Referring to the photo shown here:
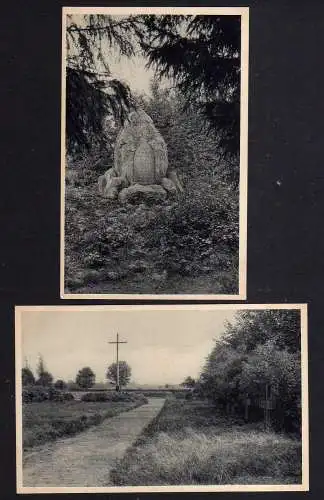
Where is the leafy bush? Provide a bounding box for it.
[136,391,173,398]
[199,310,301,434]
[54,379,67,390]
[22,386,75,403]
[23,387,49,403]
[22,367,35,387]
[65,179,239,293]
[81,391,148,404]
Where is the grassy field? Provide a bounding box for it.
[111,398,302,486]
[22,398,146,450]
[64,155,239,295]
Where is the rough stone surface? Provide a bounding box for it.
[114,109,168,185]
[167,169,184,193]
[118,184,167,204]
[98,168,126,199]
[161,177,178,195]
[98,109,183,204]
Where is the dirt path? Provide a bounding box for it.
[22,398,165,487]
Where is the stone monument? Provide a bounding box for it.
[98,109,183,203]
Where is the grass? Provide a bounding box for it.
[64,153,239,295]
[110,398,302,486]
[22,398,146,450]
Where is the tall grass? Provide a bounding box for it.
[111,398,302,486]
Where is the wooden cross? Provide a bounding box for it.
[108,333,127,392]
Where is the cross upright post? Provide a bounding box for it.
[108,333,128,392]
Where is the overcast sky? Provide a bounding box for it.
[108,51,156,96]
[21,308,237,386]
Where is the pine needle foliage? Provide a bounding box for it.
[137,15,241,155]
[65,14,137,153]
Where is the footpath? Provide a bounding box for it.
[22,398,165,487]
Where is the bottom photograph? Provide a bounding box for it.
[15,304,308,493]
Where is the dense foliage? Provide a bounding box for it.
[198,310,301,434]
[54,379,67,390]
[180,376,196,388]
[22,367,35,387]
[81,391,148,404]
[35,356,54,387]
[137,15,241,154]
[66,14,138,153]
[76,366,96,389]
[106,361,132,388]
[22,386,74,403]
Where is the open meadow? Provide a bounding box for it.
[22,393,148,450]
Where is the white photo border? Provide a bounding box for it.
[60,6,249,300]
[16,303,308,493]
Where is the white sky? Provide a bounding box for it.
[108,51,156,96]
[21,309,236,386]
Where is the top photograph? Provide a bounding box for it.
[61,7,249,300]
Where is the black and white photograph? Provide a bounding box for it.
[16,304,308,493]
[61,7,248,299]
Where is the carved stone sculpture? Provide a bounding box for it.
[98,109,183,203]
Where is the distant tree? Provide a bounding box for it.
[181,376,196,388]
[36,372,54,387]
[76,367,96,389]
[54,379,67,390]
[106,361,131,388]
[22,367,35,387]
[35,355,54,387]
[67,380,79,391]
[36,355,46,378]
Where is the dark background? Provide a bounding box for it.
[1,0,323,498]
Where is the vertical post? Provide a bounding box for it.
[116,333,120,392]
[244,394,249,421]
[108,333,127,393]
[264,383,270,431]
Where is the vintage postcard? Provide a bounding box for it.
[60,7,249,299]
[16,304,308,493]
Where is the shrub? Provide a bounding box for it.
[54,379,67,390]
[22,386,74,403]
[81,391,148,404]
[137,391,173,398]
[23,386,49,403]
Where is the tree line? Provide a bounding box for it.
[22,356,132,390]
[194,309,301,434]
[180,310,301,434]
